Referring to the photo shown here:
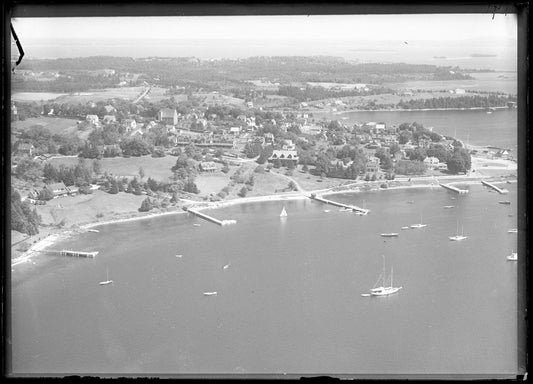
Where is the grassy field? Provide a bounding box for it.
[48,155,179,181]
[34,190,147,227]
[12,92,69,101]
[12,116,80,134]
[196,92,245,107]
[52,86,171,105]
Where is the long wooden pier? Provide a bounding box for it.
[481,180,509,194]
[58,250,98,258]
[439,183,469,194]
[187,208,237,226]
[311,195,370,214]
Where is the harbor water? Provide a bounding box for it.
[10,183,519,375]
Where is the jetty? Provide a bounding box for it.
[310,195,370,215]
[481,180,509,194]
[439,183,469,194]
[187,208,237,226]
[58,250,98,258]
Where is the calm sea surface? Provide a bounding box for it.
[11,183,518,375]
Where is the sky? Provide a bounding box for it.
[12,14,517,42]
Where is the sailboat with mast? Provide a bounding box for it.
[449,222,468,241]
[280,206,288,218]
[99,268,113,286]
[410,213,427,229]
[362,256,402,297]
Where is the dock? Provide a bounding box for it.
[187,208,237,226]
[59,250,99,258]
[481,180,509,194]
[439,183,469,194]
[310,195,370,214]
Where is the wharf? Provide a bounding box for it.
[58,250,98,258]
[311,195,370,214]
[187,208,237,226]
[481,180,509,194]
[439,183,469,194]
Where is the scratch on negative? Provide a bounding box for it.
[10,23,25,72]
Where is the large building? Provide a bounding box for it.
[157,108,178,125]
[268,150,299,166]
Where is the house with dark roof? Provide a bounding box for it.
[157,108,178,125]
[268,150,299,165]
[199,161,217,172]
[44,182,69,198]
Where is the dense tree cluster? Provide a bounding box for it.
[42,159,93,186]
[446,148,472,174]
[397,95,515,110]
[394,160,427,175]
[11,188,41,235]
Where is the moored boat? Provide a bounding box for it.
[506,252,517,261]
[449,222,468,241]
[203,292,218,296]
[99,268,113,286]
[380,233,399,237]
[507,228,518,234]
[363,256,402,297]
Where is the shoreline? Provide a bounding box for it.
[11,168,517,267]
[307,106,514,114]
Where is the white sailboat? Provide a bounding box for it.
[280,207,288,218]
[99,268,113,286]
[363,256,402,297]
[410,214,427,229]
[449,222,468,241]
[506,252,517,261]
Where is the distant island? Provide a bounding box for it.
[471,54,498,57]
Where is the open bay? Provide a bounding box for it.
[11,183,518,375]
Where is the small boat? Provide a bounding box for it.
[364,256,402,297]
[323,209,331,213]
[339,207,352,212]
[401,226,409,230]
[203,292,218,296]
[506,180,512,184]
[223,263,230,270]
[449,222,468,241]
[280,207,288,218]
[499,201,511,205]
[175,254,183,258]
[381,233,399,237]
[88,229,100,233]
[443,205,454,209]
[410,214,427,229]
[193,224,201,227]
[508,229,518,234]
[99,268,113,286]
[506,252,517,261]
[407,201,414,204]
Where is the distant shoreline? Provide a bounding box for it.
[309,106,514,114]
